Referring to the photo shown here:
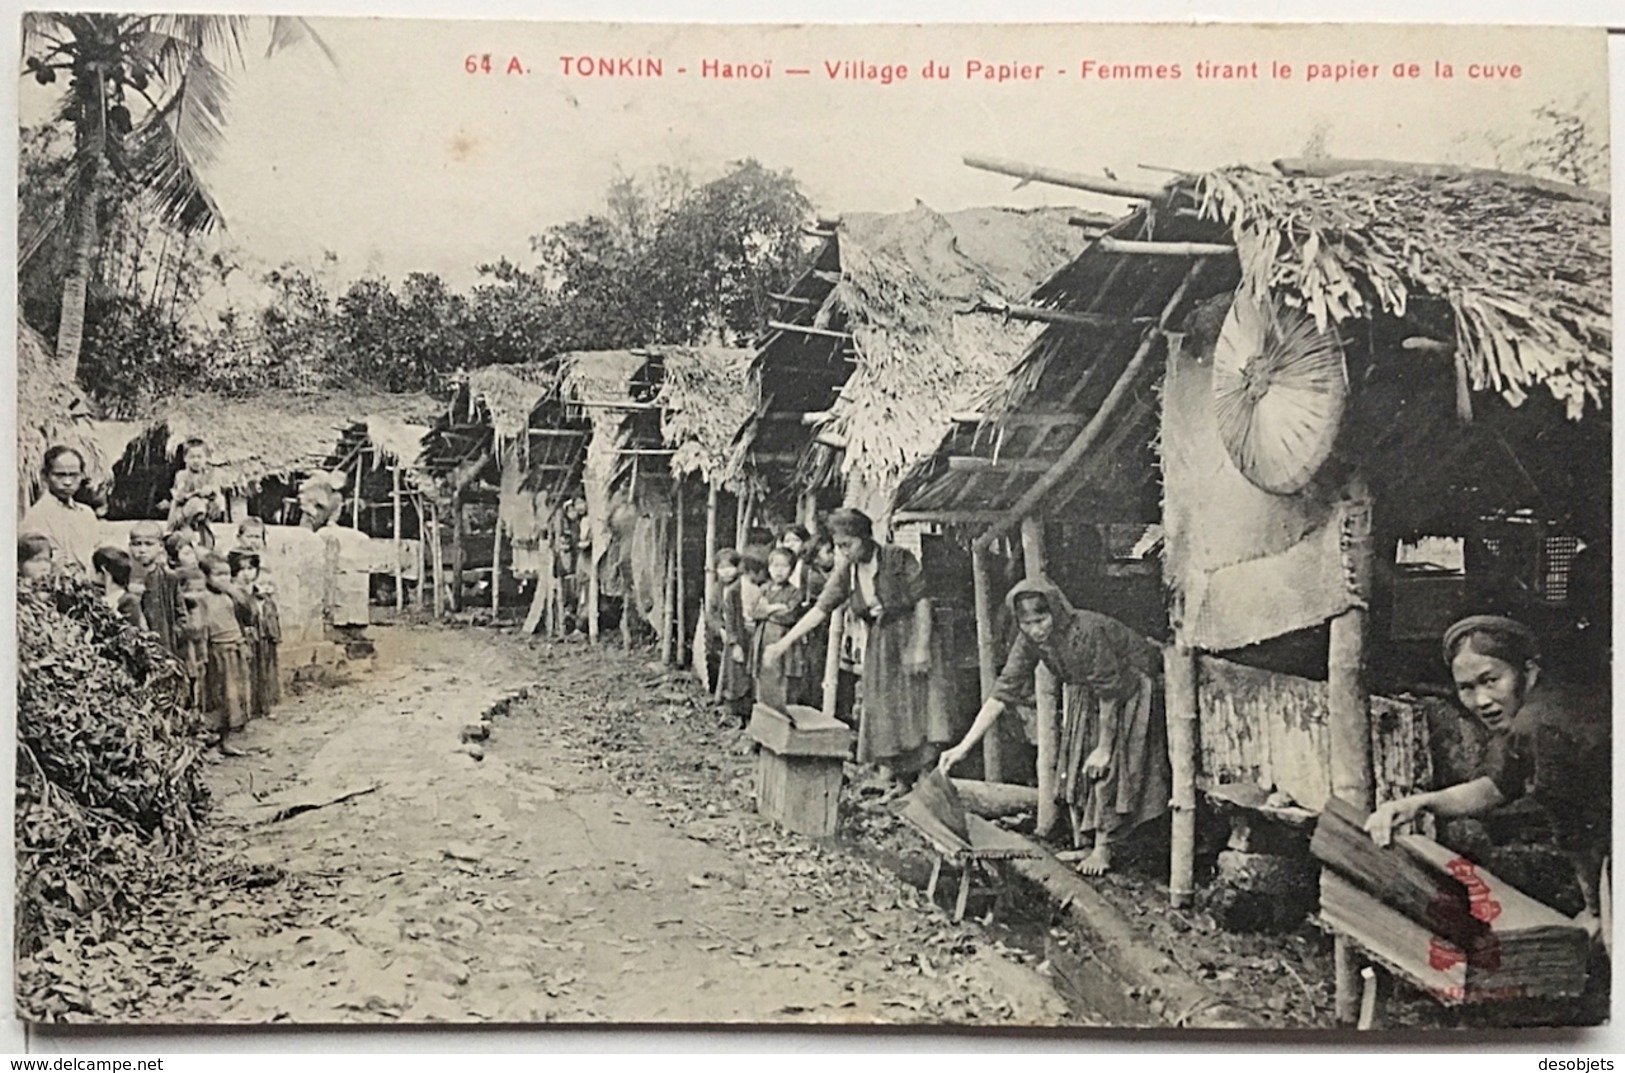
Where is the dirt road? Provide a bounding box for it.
[60,624,1071,1026]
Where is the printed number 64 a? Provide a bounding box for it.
[465,54,492,74]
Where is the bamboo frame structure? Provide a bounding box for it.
[974,262,1205,552]
[393,464,405,613]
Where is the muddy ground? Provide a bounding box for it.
[20,621,1599,1032]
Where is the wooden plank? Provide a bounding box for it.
[1310,797,1482,948]
[893,510,1011,527]
[975,299,1152,330]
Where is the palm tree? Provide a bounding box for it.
[20,14,334,380]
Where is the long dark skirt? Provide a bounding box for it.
[206,641,253,732]
[1058,670,1171,845]
[253,638,281,714]
[855,613,956,774]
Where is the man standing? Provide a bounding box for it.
[20,446,103,575]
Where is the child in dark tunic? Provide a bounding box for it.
[92,546,146,629]
[716,551,753,727]
[229,550,282,716]
[129,521,182,656]
[197,554,255,755]
[752,546,814,710]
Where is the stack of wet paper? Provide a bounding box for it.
[1313,797,1590,1003]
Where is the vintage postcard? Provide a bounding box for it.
[12,15,1612,1035]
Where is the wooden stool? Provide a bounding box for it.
[902,812,1043,923]
[747,703,853,839]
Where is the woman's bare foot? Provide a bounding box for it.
[1074,844,1112,876]
[219,741,247,758]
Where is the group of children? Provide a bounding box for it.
[18,437,283,757]
[710,524,836,725]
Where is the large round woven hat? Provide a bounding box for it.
[1211,294,1347,495]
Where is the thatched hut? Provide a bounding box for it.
[728,204,1091,529]
[892,157,1609,967]
[16,322,110,514]
[325,412,437,614]
[418,361,579,612]
[105,389,441,525]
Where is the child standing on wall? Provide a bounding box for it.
[715,549,752,727]
[166,438,227,528]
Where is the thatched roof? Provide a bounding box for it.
[894,158,1610,537]
[16,322,110,509]
[364,415,432,472]
[732,203,1087,508]
[122,390,442,491]
[652,347,754,482]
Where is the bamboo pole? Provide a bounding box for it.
[1094,237,1234,257]
[970,543,1004,783]
[429,498,445,620]
[699,481,719,679]
[798,490,817,529]
[393,465,405,613]
[491,515,503,619]
[1329,478,1375,1025]
[974,299,1151,330]
[1021,516,1060,838]
[735,488,752,551]
[414,495,427,612]
[1164,643,1200,908]
[450,490,465,612]
[962,153,1165,201]
[975,262,1205,552]
[675,479,688,668]
[352,454,364,529]
[821,608,847,722]
[587,545,600,644]
[660,518,677,665]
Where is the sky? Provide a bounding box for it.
[15,18,1612,299]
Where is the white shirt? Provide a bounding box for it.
[20,493,104,574]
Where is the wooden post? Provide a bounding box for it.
[1020,516,1060,838]
[821,608,846,722]
[1329,477,1375,1025]
[1164,643,1199,908]
[676,479,688,667]
[414,495,427,611]
[450,489,465,613]
[698,481,719,678]
[393,464,405,613]
[352,454,364,530]
[587,545,600,644]
[970,543,1003,782]
[428,497,445,619]
[798,490,817,529]
[735,488,752,551]
[660,517,677,665]
[491,513,503,619]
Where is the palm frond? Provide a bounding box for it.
[267,17,339,68]
[127,99,223,234]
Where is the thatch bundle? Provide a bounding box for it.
[765,205,1085,507]
[562,351,648,581]
[1190,162,1610,418]
[363,414,431,475]
[16,323,110,510]
[463,363,562,449]
[655,347,754,483]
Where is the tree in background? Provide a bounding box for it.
[20,13,331,380]
[1448,96,1609,189]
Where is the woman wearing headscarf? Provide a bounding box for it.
[940,576,1170,875]
[763,508,955,794]
[1366,615,1611,951]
